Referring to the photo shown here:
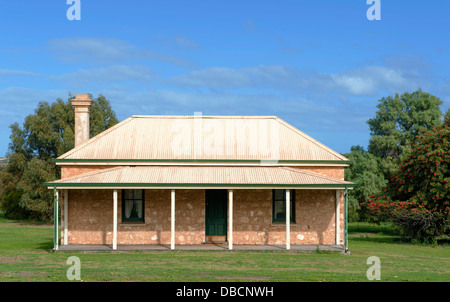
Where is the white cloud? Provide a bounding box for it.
[48,37,194,68]
[171,65,301,90]
[48,38,136,63]
[172,67,253,88]
[150,35,200,51]
[44,62,422,99]
[173,36,199,49]
[0,69,41,77]
[169,64,425,97]
[50,65,155,85]
[331,73,376,95]
[331,65,418,96]
[0,87,67,108]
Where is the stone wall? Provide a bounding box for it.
[61,165,118,179]
[63,189,114,244]
[63,189,205,245]
[297,166,345,180]
[232,189,342,245]
[62,188,344,246]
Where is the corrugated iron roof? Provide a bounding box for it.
[46,166,353,188]
[57,115,349,162]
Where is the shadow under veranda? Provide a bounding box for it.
[38,239,54,252]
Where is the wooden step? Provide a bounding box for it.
[204,235,226,243]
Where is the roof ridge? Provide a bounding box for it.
[130,115,279,119]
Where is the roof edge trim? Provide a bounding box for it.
[45,182,354,188]
[52,158,352,166]
[53,158,352,164]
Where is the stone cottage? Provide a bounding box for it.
[45,94,353,252]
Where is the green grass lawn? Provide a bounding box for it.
[0,216,449,282]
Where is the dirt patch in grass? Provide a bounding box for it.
[139,275,161,280]
[348,233,379,237]
[0,221,51,228]
[0,256,28,264]
[1,271,48,278]
[192,274,271,281]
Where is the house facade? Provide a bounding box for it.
[46,94,353,252]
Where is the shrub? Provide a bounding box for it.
[390,208,448,243]
[361,115,450,242]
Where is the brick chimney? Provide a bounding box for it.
[71,94,93,147]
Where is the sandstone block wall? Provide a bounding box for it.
[63,189,205,245]
[62,188,344,246]
[61,165,118,179]
[297,166,345,180]
[232,189,343,245]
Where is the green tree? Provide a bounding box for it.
[367,89,443,160]
[346,90,446,223]
[344,145,386,222]
[363,114,450,242]
[0,94,118,220]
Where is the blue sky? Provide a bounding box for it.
[1,0,450,157]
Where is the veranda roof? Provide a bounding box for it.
[45,166,354,189]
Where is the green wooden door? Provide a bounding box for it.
[205,190,227,236]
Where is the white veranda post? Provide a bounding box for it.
[55,190,59,251]
[228,189,233,250]
[286,189,290,250]
[335,190,341,245]
[113,190,118,250]
[64,189,68,245]
[171,189,176,250]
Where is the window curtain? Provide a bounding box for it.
[124,199,133,218]
[274,200,285,220]
[136,199,143,218]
